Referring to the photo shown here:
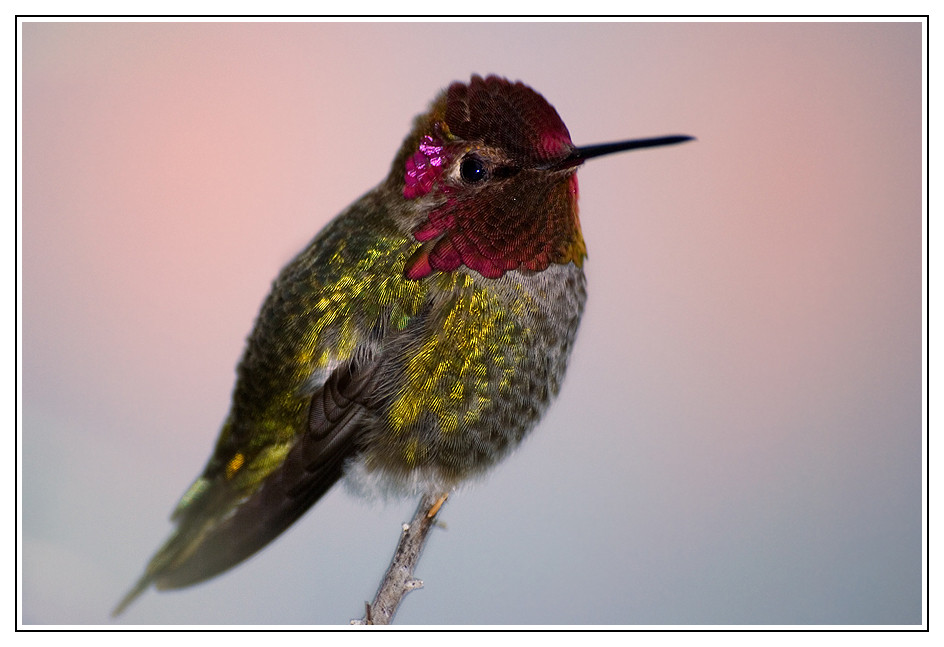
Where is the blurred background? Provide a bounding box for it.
[21,20,923,625]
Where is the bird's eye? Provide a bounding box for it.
[459,156,488,183]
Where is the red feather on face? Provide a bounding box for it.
[403,76,585,280]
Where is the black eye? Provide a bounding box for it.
[460,156,487,183]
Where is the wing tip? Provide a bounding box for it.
[111,575,151,617]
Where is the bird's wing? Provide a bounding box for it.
[112,353,380,614]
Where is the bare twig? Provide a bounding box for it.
[352,492,448,625]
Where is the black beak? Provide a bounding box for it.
[551,134,694,170]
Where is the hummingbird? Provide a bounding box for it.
[114,74,692,616]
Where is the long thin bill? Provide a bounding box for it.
[552,134,694,170]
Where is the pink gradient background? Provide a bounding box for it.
[21,21,923,625]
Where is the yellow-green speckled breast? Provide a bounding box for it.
[202,188,587,501]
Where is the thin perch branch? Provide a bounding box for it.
[352,492,448,625]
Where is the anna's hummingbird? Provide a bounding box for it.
[114,74,691,616]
